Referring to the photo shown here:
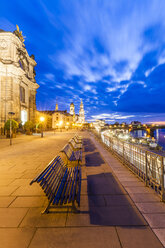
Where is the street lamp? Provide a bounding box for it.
[8,112,15,146]
[40,116,45,138]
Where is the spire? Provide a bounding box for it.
[78,99,85,123]
[55,103,58,111]
[55,98,58,111]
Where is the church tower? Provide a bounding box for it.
[78,100,85,123]
[70,102,75,115]
[55,103,58,111]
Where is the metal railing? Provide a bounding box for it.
[101,133,165,201]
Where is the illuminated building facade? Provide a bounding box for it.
[39,101,85,129]
[0,26,39,133]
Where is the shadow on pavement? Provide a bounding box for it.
[85,152,104,166]
[87,173,147,226]
[83,138,96,152]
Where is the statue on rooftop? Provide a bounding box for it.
[13,25,25,43]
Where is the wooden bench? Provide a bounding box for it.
[69,138,82,150]
[30,155,81,213]
[61,143,82,164]
[73,135,82,145]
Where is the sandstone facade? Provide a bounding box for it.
[0,28,39,132]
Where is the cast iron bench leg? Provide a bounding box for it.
[42,202,51,214]
[72,201,79,213]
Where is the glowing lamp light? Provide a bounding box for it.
[59,121,63,126]
[66,122,69,125]
[40,116,45,122]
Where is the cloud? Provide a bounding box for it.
[48,0,165,85]
[3,1,165,122]
[0,18,15,31]
[39,81,46,85]
[91,113,135,121]
[44,73,55,81]
[79,82,97,94]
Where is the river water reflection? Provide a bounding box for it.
[130,129,165,150]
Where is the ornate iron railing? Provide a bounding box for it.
[101,133,165,201]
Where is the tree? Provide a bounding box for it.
[24,121,34,135]
[5,119,18,137]
[5,119,18,131]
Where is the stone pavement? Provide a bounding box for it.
[0,131,164,248]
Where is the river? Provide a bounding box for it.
[130,129,165,150]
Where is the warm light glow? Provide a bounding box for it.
[21,110,27,125]
[66,122,69,125]
[40,116,45,122]
[59,121,63,126]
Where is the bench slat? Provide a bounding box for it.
[48,165,67,202]
[41,159,63,192]
[63,168,74,204]
[72,167,79,202]
[30,156,60,185]
[77,168,81,206]
[68,168,77,203]
[40,159,61,189]
[30,151,82,213]
[60,169,72,205]
[53,168,68,205]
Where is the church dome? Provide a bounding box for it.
[70,102,74,107]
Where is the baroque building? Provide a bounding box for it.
[38,100,85,129]
[52,102,73,129]
[0,25,39,132]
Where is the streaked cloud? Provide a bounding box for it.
[2,0,165,122]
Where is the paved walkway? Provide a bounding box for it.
[0,131,164,248]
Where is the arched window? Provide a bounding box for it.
[20,86,25,103]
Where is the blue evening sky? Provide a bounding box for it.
[1,0,165,123]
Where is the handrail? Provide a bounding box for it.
[101,133,165,201]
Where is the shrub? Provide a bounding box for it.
[5,119,18,132]
[24,121,34,131]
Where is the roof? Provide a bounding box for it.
[38,110,55,115]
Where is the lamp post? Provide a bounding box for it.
[8,112,15,146]
[40,116,45,138]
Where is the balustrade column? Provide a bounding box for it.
[145,151,148,186]
[161,156,165,201]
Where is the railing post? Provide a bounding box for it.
[145,151,148,186]
[161,156,165,202]
[123,141,125,164]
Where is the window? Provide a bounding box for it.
[20,86,25,103]
[19,60,23,69]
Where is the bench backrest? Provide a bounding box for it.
[61,143,73,159]
[30,156,65,185]
[69,138,77,149]
[30,155,81,206]
[73,136,81,144]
